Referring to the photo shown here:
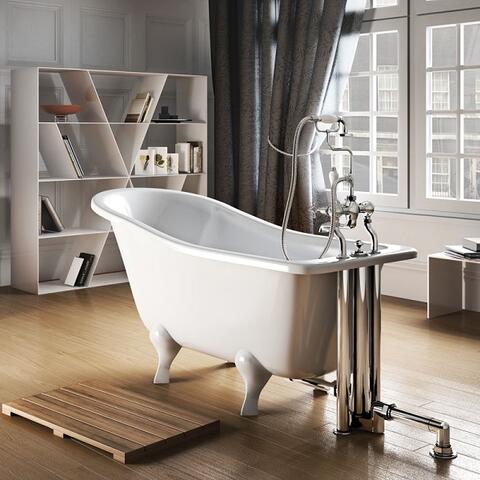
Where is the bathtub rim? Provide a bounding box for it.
[91,188,417,275]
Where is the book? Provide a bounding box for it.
[462,237,480,252]
[140,94,154,123]
[190,141,203,173]
[75,252,95,287]
[175,142,191,173]
[445,245,480,259]
[40,195,64,233]
[62,135,84,177]
[65,257,85,286]
[125,92,151,123]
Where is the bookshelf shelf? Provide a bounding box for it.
[38,271,128,295]
[11,67,208,295]
[39,228,108,239]
[39,175,129,183]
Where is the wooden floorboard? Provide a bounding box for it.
[0,285,479,478]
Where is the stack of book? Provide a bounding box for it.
[175,141,203,173]
[445,238,480,259]
[62,135,85,177]
[124,92,154,123]
[64,253,95,287]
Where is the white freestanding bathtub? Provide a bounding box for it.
[92,188,416,416]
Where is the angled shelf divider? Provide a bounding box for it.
[11,67,208,295]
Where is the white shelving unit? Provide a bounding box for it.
[11,67,208,294]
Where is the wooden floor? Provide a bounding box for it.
[0,284,479,479]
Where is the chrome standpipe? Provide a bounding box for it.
[334,266,457,460]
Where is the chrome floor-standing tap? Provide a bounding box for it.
[270,114,457,461]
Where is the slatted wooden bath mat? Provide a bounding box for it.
[2,381,220,463]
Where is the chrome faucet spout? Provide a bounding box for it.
[359,201,378,254]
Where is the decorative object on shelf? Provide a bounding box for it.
[64,257,85,286]
[152,118,192,123]
[167,153,179,175]
[176,142,192,173]
[62,135,84,177]
[41,104,81,122]
[463,237,480,252]
[124,92,153,123]
[190,141,203,173]
[75,252,95,286]
[445,245,480,259]
[152,105,192,123]
[134,149,152,175]
[149,147,168,175]
[39,195,64,234]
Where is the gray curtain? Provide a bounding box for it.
[210,0,365,232]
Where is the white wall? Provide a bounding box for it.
[0,0,211,286]
[370,214,480,303]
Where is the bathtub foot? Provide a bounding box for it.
[235,350,271,417]
[149,327,181,384]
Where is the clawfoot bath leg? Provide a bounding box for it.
[235,350,272,416]
[149,327,181,384]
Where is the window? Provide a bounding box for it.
[321,18,407,208]
[413,10,480,214]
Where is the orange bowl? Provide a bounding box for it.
[42,104,82,116]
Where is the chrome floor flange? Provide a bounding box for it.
[335,266,457,460]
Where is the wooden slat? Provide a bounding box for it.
[81,380,213,425]
[2,382,220,464]
[28,394,163,445]
[62,384,201,431]
[44,389,185,438]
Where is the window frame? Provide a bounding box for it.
[363,0,408,21]
[412,0,480,15]
[335,17,408,208]
[411,9,480,214]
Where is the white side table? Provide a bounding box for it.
[428,252,480,319]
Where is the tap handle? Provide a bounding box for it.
[359,200,375,216]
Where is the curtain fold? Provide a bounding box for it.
[210,0,365,232]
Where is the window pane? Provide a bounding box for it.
[376,155,398,194]
[342,116,370,151]
[345,116,370,134]
[428,157,457,198]
[320,153,333,188]
[376,31,398,71]
[353,155,370,192]
[429,71,457,111]
[342,135,369,152]
[346,77,369,111]
[430,25,457,68]
[464,23,480,66]
[464,116,480,154]
[463,158,480,200]
[430,116,457,153]
[352,35,370,73]
[464,69,480,110]
[377,116,398,152]
[377,73,398,113]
